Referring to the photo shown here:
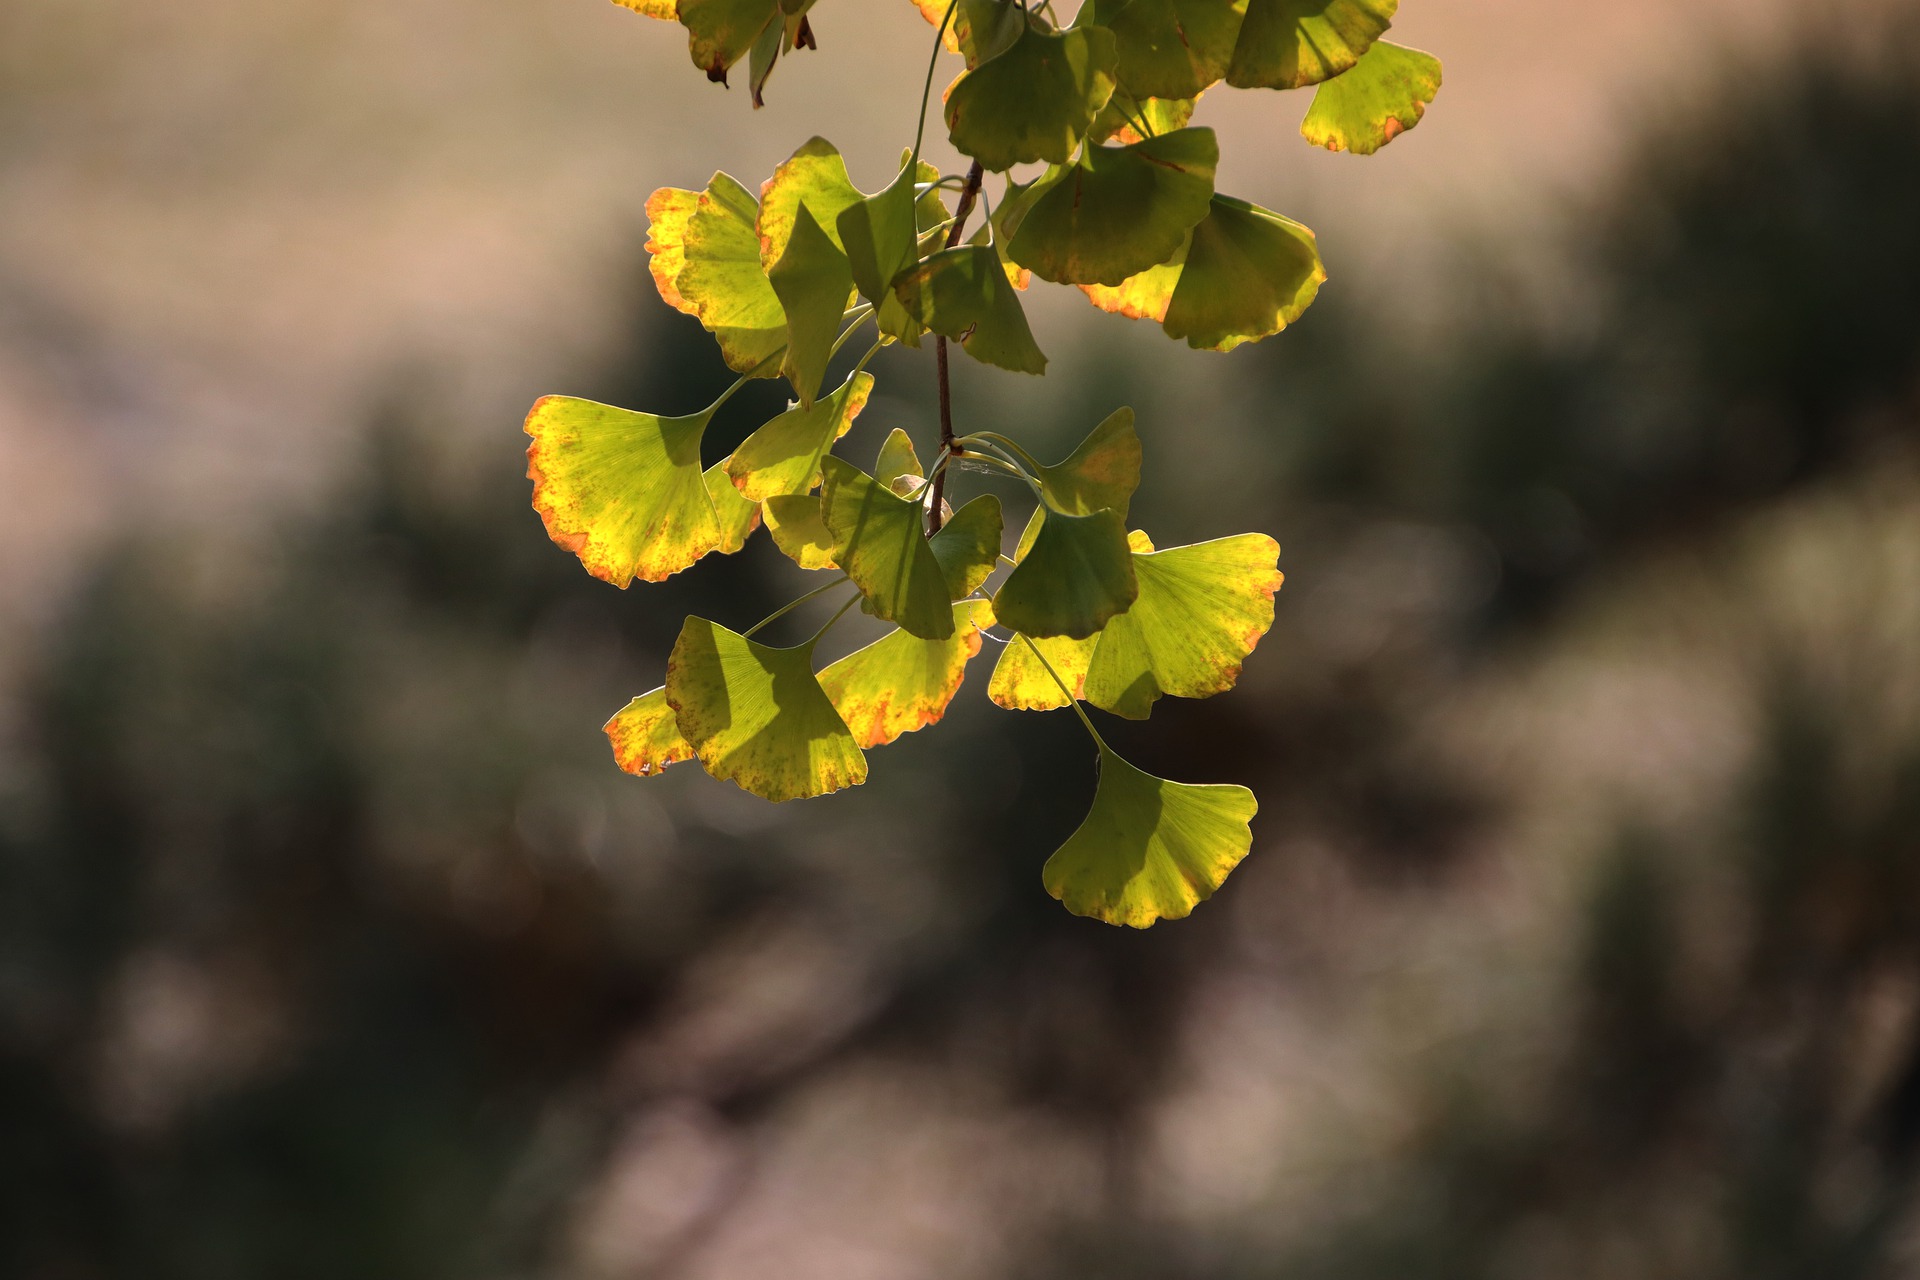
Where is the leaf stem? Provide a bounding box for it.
[1020,634,1109,753]
[829,306,876,360]
[743,575,851,640]
[705,345,788,416]
[910,0,961,167]
[959,431,1044,474]
[805,591,864,650]
[928,159,987,536]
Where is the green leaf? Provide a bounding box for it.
[1035,407,1143,516]
[1089,87,1198,145]
[666,617,868,801]
[837,162,923,341]
[769,205,853,406]
[605,686,695,776]
[728,370,873,501]
[706,455,764,553]
[1103,0,1247,99]
[820,457,956,640]
[524,396,720,587]
[944,22,1119,171]
[646,175,787,375]
[1009,129,1218,286]
[1300,39,1440,154]
[896,245,1049,375]
[1226,0,1397,90]
[1044,746,1257,927]
[993,506,1137,638]
[1082,194,1324,351]
[929,495,1004,597]
[909,0,1023,66]
[763,493,839,569]
[615,0,680,19]
[817,600,994,747]
[1082,533,1282,717]
[757,136,863,268]
[874,427,924,491]
[987,630,1098,710]
[679,0,780,82]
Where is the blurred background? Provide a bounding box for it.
[4,0,1920,1276]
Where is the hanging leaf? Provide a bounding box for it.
[615,0,680,19]
[1034,407,1143,516]
[667,617,868,801]
[646,174,788,375]
[1226,0,1397,90]
[988,631,1098,710]
[706,455,764,552]
[910,0,1024,65]
[817,600,994,747]
[1082,532,1282,718]
[769,205,854,406]
[1009,128,1218,286]
[1082,194,1324,351]
[746,12,784,105]
[758,136,863,268]
[993,505,1137,638]
[838,162,923,340]
[763,493,839,569]
[929,494,1004,597]
[524,397,720,587]
[1089,87,1198,145]
[944,22,1119,171]
[679,0,781,82]
[605,686,694,777]
[873,428,925,491]
[820,457,957,639]
[1101,0,1247,100]
[1044,746,1257,926]
[1299,40,1440,154]
[728,370,873,500]
[896,245,1049,375]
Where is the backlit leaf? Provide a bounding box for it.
[769,205,853,406]
[988,631,1097,710]
[929,494,1003,597]
[820,457,956,639]
[1082,533,1282,717]
[615,0,679,19]
[524,396,719,587]
[944,22,1119,171]
[1102,0,1247,99]
[647,174,788,374]
[667,616,867,801]
[1044,746,1256,926]
[1009,129,1218,286]
[817,600,993,747]
[1035,407,1143,516]
[605,686,694,777]
[758,136,863,268]
[706,455,764,552]
[728,370,873,500]
[763,493,839,568]
[896,245,1048,375]
[838,163,922,339]
[993,506,1137,638]
[1300,39,1440,154]
[1089,87,1198,145]
[1226,0,1396,90]
[874,427,924,489]
[679,0,781,82]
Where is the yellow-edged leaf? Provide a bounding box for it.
[605,686,694,776]
[728,370,873,501]
[817,600,993,747]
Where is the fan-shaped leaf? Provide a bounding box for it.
[820,457,956,639]
[728,370,873,501]
[605,686,694,776]
[838,163,921,339]
[525,397,720,587]
[679,0,780,82]
[1226,0,1396,90]
[817,600,994,748]
[1034,407,1143,516]
[944,22,1118,171]
[1300,39,1440,154]
[1009,128,1217,286]
[910,0,1023,64]
[763,493,839,568]
[706,455,764,552]
[667,617,867,801]
[930,494,1004,597]
[896,245,1048,375]
[1102,0,1247,99]
[615,0,680,19]
[1089,87,1198,145]
[1044,746,1256,927]
[874,427,924,490]
[758,136,863,268]
[646,175,788,375]
[993,506,1137,638]
[769,205,853,406]
[988,631,1097,710]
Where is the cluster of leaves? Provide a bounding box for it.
[525,0,1440,925]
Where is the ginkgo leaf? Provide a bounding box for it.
[1226,0,1397,90]
[911,0,1023,66]
[1034,407,1143,516]
[525,396,720,587]
[874,427,924,490]
[769,205,853,407]
[1089,87,1198,145]
[820,457,957,639]
[1100,0,1248,100]
[993,506,1137,638]
[728,370,873,500]
[667,617,867,801]
[838,162,922,338]
[758,136,863,269]
[706,455,764,553]
[896,245,1048,375]
[746,12,784,106]
[1082,533,1282,718]
[679,0,781,82]
[1300,39,1440,154]
[1009,129,1218,287]
[817,600,993,747]
[763,493,838,568]
[647,174,788,374]
[1082,194,1324,351]
[605,686,694,776]
[929,494,1003,597]
[944,22,1119,171]
[988,631,1097,710]
[1044,746,1256,927]
[615,0,679,19]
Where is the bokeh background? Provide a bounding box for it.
[5,0,1920,1276]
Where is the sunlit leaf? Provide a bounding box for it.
[1300,39,1440,154]
[728,370,873,501]
[838,163,922,339]
[758,136,863,268]
[896,245,1048,375]
[944,22,1118,171]
[1044,746,1256,926]
[605,686,694,776]
[1035,407,1143,516]
[988,630,1097,710]
[647,174,788,375]
[769,205,853,406]
[817,600,994,747]
[1226,0,1397,90]
[1082,533,1282,717]
[524,396,719,587]
[874,427,924,490]
[1089,87,1198,145]
[930,494,1003,597]
[667,617,868,801]
[614,0,679,19]
[1102,0,1247,99]
[1009,129,1217,286]
[820,457,957,639]
[679,0,781,82]
[746,12,784,105]
[763,493,839,569]
[706,455,764,552]
[993,505,1137,638]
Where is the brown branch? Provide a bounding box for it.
[928,159,985,535]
